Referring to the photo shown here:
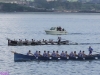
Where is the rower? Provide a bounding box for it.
[34,51,39,57]
[69,51,74,57]
[51,51,56,57]
[60,51,65,57]
[64,51,69,57]
[82,51,86,57]
[43,51,47,57]
[78,50,82,57]
[27,50,33,56]
[25,39,27,43]
[88,46,93,55]
[47,51,51,57]
[38,51,42,57]
[18,39,21,43]
[32,39,34,42]
[73,51,77,56]
[56,51,60,57]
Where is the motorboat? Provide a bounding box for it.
[45,27,67,35]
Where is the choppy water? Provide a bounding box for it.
[0,12,100,75]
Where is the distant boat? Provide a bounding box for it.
[7,38,78,46]
[45,27,67,35]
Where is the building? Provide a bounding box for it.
[0,0,34,4]
[67,0,78,2]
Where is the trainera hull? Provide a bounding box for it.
[14,53,100,62]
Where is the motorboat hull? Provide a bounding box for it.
[45,30,67,35]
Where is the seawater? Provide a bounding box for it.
[0,12,100,75]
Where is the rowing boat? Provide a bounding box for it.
[8,39,78,46]
[13,52,100,62]
[45,27,67,35]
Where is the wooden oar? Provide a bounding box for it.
[93,51,100,54]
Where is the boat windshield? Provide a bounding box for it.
[50,27,56,30]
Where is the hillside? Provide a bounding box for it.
[0,3,52,12]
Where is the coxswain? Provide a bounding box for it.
[27,50,33,56]
[58,37,61,44]
[88,46,93,55]
[60,51,65,57]
[43,51,47,57]
[78,50,82,57]
[56,51,60,57]
[51,51,56,57]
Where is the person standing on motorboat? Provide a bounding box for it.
[88,46,93,55]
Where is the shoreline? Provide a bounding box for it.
[0,11,100,13]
